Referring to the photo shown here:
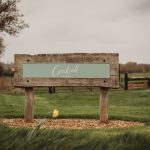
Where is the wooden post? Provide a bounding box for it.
[90,86,92,92]
[124,72,128,90]
[100,87,109,123]
[148,79,150,88]
[119,64,121,82]
[24,87,34,122]
[49,86,56,94]
[71,86,74,92]
[49,86,53,94]
[53,86,56,93]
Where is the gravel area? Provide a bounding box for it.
[0,118,144,129]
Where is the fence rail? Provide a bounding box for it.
[124,73,150,90]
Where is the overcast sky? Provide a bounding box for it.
[1,0,150,63]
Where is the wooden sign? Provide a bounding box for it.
[14,53,119,123]
[14,53,119,88]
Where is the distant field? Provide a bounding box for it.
[120,72,150,79]
[128,72,150,78]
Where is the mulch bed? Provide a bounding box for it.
[0,118,144,129]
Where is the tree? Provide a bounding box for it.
[0,0,28,35]
[0,37,4,55]
[0,0,28,55]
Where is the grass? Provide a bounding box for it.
[0,89,150,122]
[0,124,150,150]
[0,89,150,149]
[128,72,150,78]
[120,72,150,78]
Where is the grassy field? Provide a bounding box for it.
[120,72,150,78]
[0,89,150,149]
[0,89,150,122]
[128,72,150,78]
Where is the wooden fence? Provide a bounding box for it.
[124,73,150,90]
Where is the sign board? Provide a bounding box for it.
[14,53,119,123]
[14,53,119,88]
[23,64,110,78]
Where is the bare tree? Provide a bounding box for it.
[0,0,28,55]
[0,0,28,35]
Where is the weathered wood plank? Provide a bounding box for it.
[24,87,34,122]
[100,87,108,123]
[14,76,119,87]
[15,53,119,64]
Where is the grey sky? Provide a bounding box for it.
[1,0,150,63]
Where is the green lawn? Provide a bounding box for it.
[0,89,150,122]
[0,89,150,150]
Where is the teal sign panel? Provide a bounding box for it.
[23,64,110,78]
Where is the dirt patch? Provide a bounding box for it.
[0,118,144,129]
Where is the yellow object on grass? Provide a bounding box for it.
[52,109,59,118]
